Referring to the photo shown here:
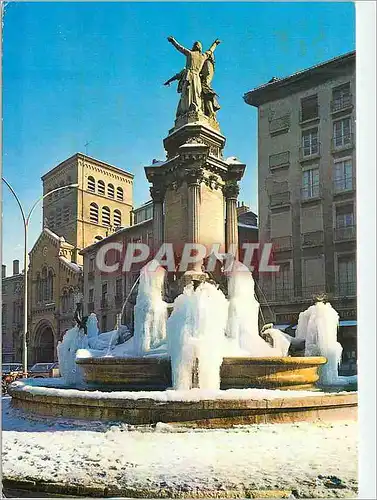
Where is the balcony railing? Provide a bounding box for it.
[299,142,321,161]
[334,225,356,241]
[332,133,354,151]
[260,282,357,304]
[270,191,290,207]
[301,184,320,200]
[335,282,356,297]
[301,230,324,247]
[271,236,292,252]
[333,176,355,193]
[331,94,353,113]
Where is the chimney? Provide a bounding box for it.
[13,260,20,275]
[2,265,6,279]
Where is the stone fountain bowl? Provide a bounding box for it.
[76,356,327,391]
[220,356,327,390]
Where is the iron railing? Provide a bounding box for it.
[331,94,353,113]
[299,142,321,160]
[301,184,320,200]
[332,133,354,151]
[333,176,355,193]
[334,225,356,241]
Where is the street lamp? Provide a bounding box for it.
[2,178,79,375]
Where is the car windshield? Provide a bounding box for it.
[2,364,22,372]
[30,363,53,372]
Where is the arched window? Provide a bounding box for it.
[47,270,54,301]
[87,176,95,192]
[108,184,115,198]
[116,187,124,201]
[89,203,99,224]
[62,290,68,313]
[36,273,42,303]
[114,209,122,227]
[102,206,111,226]
[98,180,105,196]
[42,267,48,301]
[56,208,62,226]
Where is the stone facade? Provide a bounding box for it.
[244,51,356,370]
[42,153,134,253]
[27,229,82,364]
[24,153,134,363]
[1,262,24,362]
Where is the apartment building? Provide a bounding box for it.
[244,51,356,369]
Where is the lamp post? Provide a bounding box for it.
[2,178,79,375]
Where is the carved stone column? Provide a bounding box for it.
[224,182,240,258]
[150,185,165,254]
[186,169,204,273]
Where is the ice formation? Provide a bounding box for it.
[167,282,229,390]
[226,261,290,357]
[134,260,168,356]
[57,326,89,385]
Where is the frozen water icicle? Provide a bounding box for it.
[167,282,228,390]
[134,260,168,356]
[57,325,89,385]
[226,261,285,356]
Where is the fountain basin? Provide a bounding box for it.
[8,378,357,427]
[76,356,327,391]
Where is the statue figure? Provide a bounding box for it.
[166,36,221,118]
[200,53,220,119]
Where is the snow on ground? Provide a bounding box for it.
[2,397,357,498]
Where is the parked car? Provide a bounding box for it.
[2,363,24,395]
[28,362,60,378]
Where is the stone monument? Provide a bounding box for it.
[145,36,246,287]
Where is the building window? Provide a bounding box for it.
[98,180,105,196]
[42,267,48,301]
[89,256,95,272]
[102,206,111,226]
[335,205,355,241]
[63,206,70,223]
[301,128,319,157]
[300,95,318,122]
[108,184,115,198]
[101,283,107,301]
[116,187,124,201]
[56,208,62,226]
[337,255,356,296]
[2,304,7,330]
[302,168,319,199]
[275,263,291,300]
[114,209,122,227]
[331,83,351,112]
[89,203,99,224]
[333,159,353,192]
[47,270,54,301]
[333,118,351,148]
[87,176,95,192]
[115,278,123,299]
[101,315,107,333]
[89,288,94,303]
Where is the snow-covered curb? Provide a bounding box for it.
[10,377,352,402]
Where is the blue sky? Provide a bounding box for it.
[1,1,355,272]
